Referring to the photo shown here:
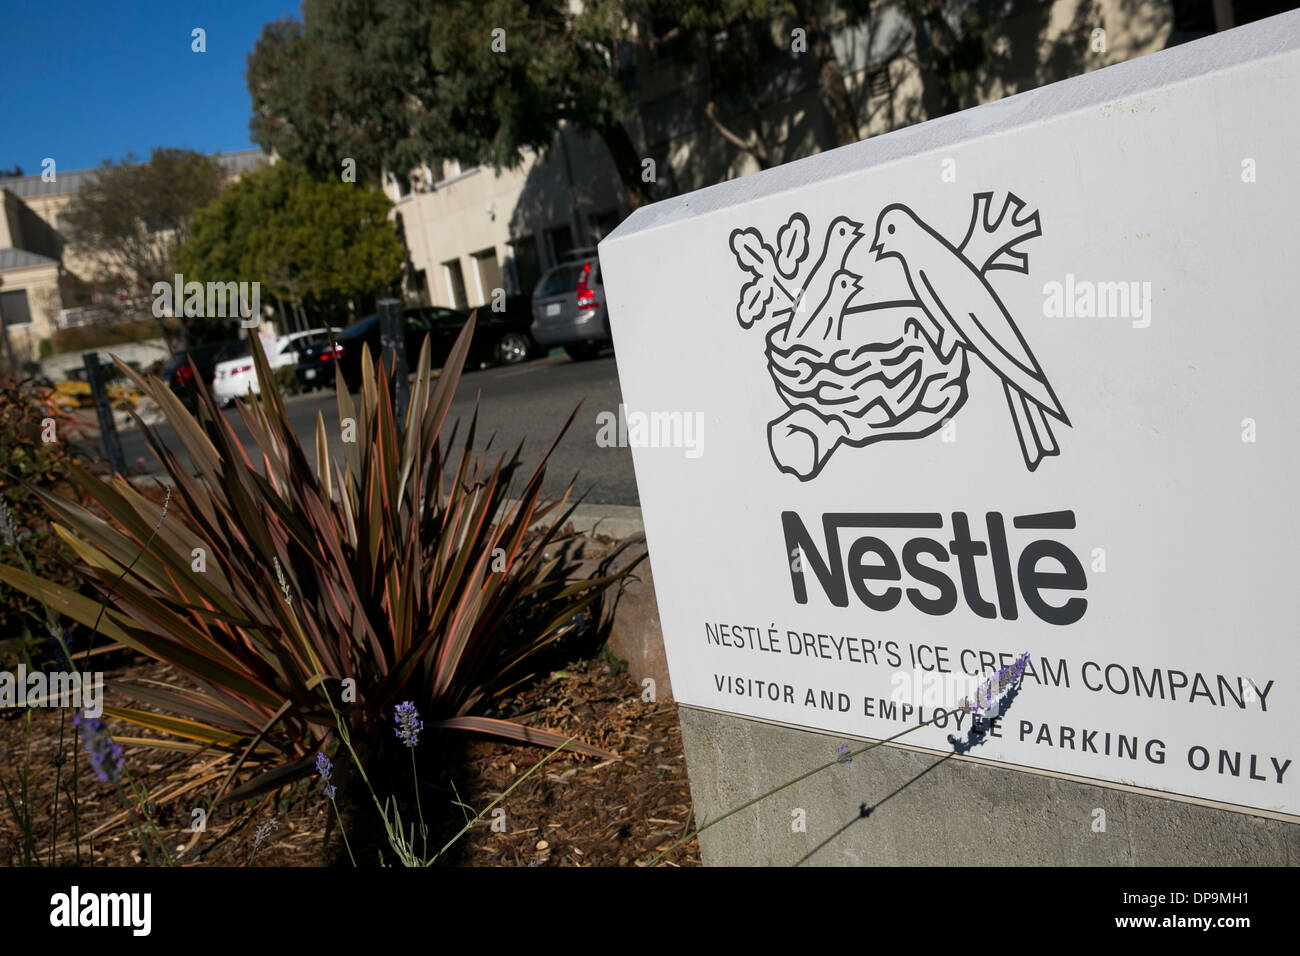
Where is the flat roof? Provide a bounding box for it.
[0,149,268,199]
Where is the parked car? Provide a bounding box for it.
[294,304,535,391]
[212,328,341,406]
[529,249,610,361]
[158,340,242,406]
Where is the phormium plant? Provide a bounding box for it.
[0,315,630,805]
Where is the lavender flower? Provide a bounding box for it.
[74,711,124,785]
[249,818,279,860]
[316,752,336,799]
[47,626,74,670]
[959,652,1031,715]
[394,701,422,748]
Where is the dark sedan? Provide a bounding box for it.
[295,301,535,391]
[158,340,245,407]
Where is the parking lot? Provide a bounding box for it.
[108,352,640,506]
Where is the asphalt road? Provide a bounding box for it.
[105,352,640,506]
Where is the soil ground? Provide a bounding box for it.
[0,652,699,868]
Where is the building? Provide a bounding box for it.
[0,149,266,369]
[392,0,1248,310]
[389,131,627,310]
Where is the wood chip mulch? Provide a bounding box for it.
[451,656,699,867]
[0,652,699,867]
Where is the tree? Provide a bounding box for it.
[247,4,441,188]
[176,162,404,330]
[60,148,227,348]
[247,0,661,211]
[668,0,792,170]
[794,0,860,146]
[894,0,996,118]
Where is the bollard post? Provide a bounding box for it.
[378,298,408,428]
[82,351,126,475]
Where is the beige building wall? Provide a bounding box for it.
[25,193,98,280]
[0,259,62,364]
[1,189,63,261]
[661,0,1176,188]
[393,127,625,310]
[832,0,1174,136]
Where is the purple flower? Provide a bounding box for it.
[836,744,852,764]
[47,626,74,670]
[316,752,336,799]
[959,652,1031,716]
[74,711,123,785]
[394,701,422,748]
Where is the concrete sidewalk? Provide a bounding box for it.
[123,468,645,539]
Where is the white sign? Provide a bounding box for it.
[600,14,1300,818]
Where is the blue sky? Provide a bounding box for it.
[0,0,301,174]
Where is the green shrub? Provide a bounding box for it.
[0,376,99,657]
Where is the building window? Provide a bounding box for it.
[410,268,429,305]
[545,224,574,267]
[442,259,468,310]
[471,248,503,307]
[866,66,891,101]
[0,289,33,328]
[507,236,542,298]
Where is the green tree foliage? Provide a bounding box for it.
[176,162,404,326]
[244,0,1014,216]
[247,5,440,188]
[246,0,656,209]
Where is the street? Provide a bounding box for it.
[103,352,640,506]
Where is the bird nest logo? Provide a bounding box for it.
[730,192,1069,480]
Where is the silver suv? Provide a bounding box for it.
[529,250,609,361]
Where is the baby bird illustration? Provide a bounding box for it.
[797,270,864,342]
[778,217,865,326]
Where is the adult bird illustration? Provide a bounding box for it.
[870,194,1068,471]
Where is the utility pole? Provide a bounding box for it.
[83,351,126,475]
[377,298,409,429]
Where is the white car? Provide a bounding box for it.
[212,328,341,406]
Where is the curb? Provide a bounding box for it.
[526,501,644,539]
